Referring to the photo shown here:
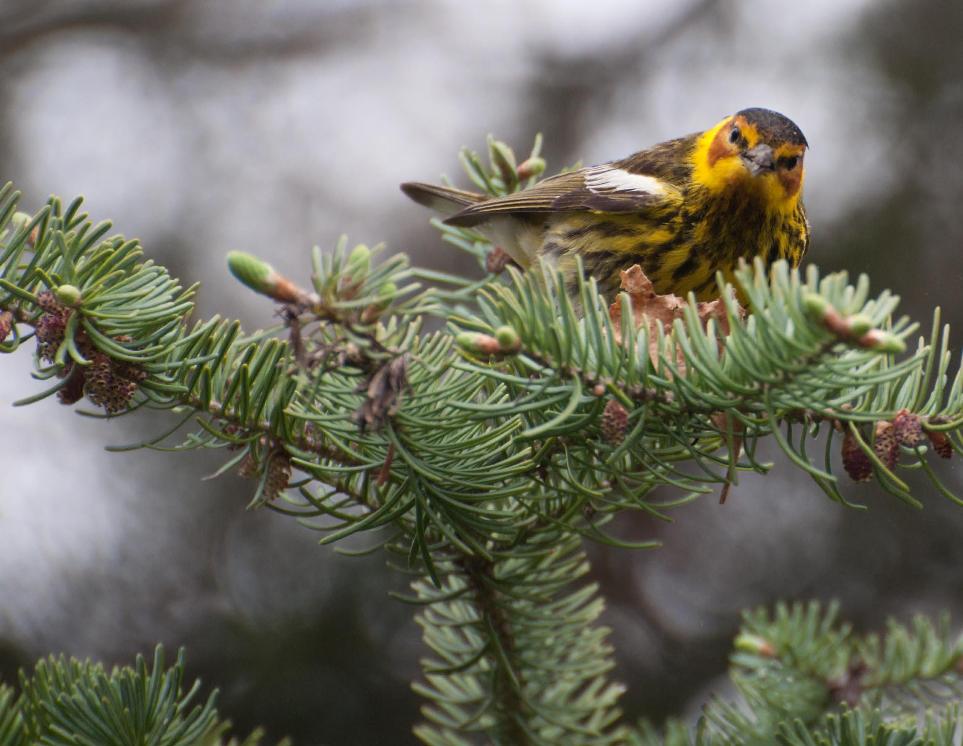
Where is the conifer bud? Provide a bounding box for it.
[601,399,629,445]
[892,409,924,448]
[494,325,521,353]
[803,294,905,353]
[485,246,512,274]
[338,244,372,300]
[0,311,12,343]
[846,313,872,337]
[858,329,906,354]
[455,332,503,356]
[873,421,899,470]
[734,633,776,657]
[926,428,953,459]
[802,293,830,317]
[36,290,64,314]
[263,453,292,503]
[227,251,304,304]
[11,211,38,245]
[57,366,87,405]
[54,284,82,307]
[10,211,31,233]
[841,428,872,482]
[80,350,143,413]
[360,281,397,324]
[488,139,518,189]
[35,312,67,362]
[237,451,258,479]
[346,243,371,280]
[517,156,546,180]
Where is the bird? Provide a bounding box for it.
[401,107,809,301]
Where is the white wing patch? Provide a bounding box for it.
[584,167,667,196]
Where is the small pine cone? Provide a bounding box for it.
[115,360,148,384]
[601,399,629,445]
[873,421,899,470]
[35,313,68,361]
[263,453,292,502]
[927,429,953,459]
[57,365,87,404]
[36,290,65,315]
[111,379,138,412]
[84,352,112,387]
[83,353,136,413]
[841,428,872,482]
[892,409,924,448]
[237,451,258,479]
[0,311,12,343]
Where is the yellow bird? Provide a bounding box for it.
[402,107,809,301]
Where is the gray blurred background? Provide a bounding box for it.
[1,1,962,743]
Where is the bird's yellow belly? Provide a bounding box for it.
[533,207,805,301]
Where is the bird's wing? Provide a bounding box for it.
[444,163,682,228]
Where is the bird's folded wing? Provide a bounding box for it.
[445,165,680,227]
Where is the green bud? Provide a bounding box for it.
[227,251,303,303]
[734,633,775,657]
[863,330,906,354]
[54,284,82,307]
[455,331,501,355]
[488,137,519,190]
[346,244,371,279]
[11,211,39,246]
[11,211,32,232]
[517,156,546,180]
[494,325,521,352]
[228,251,274,293]
[360,281,398,324]
[802,293,830,317]
[846,313,873,337]
[378,281,397,299]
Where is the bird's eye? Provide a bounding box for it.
[729,126,741,144]
[782,156,799,170]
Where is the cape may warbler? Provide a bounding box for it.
[402,108,808,301]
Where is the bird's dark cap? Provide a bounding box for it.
[735,108,808,147]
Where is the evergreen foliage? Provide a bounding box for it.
[0,646,270,746]
[2,134,962,743]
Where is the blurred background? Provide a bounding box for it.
[1,0,962,743]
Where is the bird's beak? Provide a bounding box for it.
[741,144,775,176]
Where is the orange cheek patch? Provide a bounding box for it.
[778,168,803,197]
[707,130,731,167]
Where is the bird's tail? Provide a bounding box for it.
[400,182,485,217]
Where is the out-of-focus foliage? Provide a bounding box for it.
[0,646,276,746]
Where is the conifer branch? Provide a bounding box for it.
[3,131,963,743]
[638,602,963,745]
[0,645,275,746]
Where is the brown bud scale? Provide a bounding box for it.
[873,421,899,470]
[892,409,924,448]
[601,399,629,445]
[0,311,12,343]
[486,246,512,274]
[927,429,953,459]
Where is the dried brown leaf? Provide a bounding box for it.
[608,265,741,372]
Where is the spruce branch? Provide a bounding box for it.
[406,529,626,745]
[3,132,963,744]
[637,602,963,745]
[0,645,276,746]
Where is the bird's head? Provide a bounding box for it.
[693,107,808,209]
